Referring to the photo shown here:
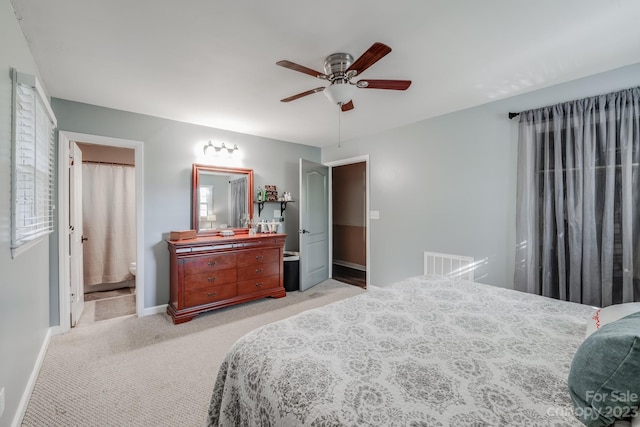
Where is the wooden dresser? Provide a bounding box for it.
[167,233,287,324]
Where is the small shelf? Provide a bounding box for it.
[254,200,294,217]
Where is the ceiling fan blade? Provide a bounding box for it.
[341,100,354,112]
[357,79,412,90]
[276,60,328,79]
[280,87,325,103]
[346,42,392,76]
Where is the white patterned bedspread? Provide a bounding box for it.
[207,275,595,426]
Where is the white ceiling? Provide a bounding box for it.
[10,0,640,147]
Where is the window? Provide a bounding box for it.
[199,185,214,218]
[11,68,57,258]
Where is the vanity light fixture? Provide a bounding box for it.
[203,141,239,157]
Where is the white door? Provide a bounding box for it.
[69,141,84,326]
[299,159,329,291]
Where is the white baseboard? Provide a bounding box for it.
[333,260,366,271]
[12,327,52,427]
[49,325,64,336]
[143,304,168,316]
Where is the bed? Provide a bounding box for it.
[207,275,595,426]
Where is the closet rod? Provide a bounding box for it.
[82,160,134,167]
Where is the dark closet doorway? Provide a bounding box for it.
[331,162,366,288]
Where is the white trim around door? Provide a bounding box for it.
[324,155,370,288]
[57,131,144,334]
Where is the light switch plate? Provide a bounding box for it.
[370,210,380,220]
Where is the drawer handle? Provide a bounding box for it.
[255,255,263,260]
[208,261,218,267]
[255,268,263,274]
[208,277,217,282]
[207,291,218,297]
[255,282,263,288]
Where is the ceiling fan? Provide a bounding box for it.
[276,42,412,112]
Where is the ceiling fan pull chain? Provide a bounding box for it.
[338,105,341,148]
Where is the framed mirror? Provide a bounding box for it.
[192,164,254,235]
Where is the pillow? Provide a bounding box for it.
[613,412,640,427]
[586,303,640,337]
[569,311,640,427]
[614,413,640,426]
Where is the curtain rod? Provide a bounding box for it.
[509,106,620,120]
[508,85,639,120]
[83,160,134,167]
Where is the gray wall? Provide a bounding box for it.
[51,99,320,310]
[0,0,52,425]
[323,62,640,289]
[2,0,638,421]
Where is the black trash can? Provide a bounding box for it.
[283,251,300,292]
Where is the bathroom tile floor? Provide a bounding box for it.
[84,287,133,301]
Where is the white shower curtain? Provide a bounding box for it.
[82,163,136,287]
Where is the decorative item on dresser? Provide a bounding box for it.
[169,229,197,241]
[167,233,286,324]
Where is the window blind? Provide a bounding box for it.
[11,68,57,257]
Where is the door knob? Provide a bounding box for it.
[299,229,310,234]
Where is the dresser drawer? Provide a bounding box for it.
[183,269,237,291]
[237,274,280,295]
[183,253,237,275]
[237,261,280,281]
[184,283,237,307]
[239,237,286,249]
[237,248,280,267]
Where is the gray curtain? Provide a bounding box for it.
[229,177,247,228]
[515,87,640,307]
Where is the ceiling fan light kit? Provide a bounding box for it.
[277,42,411,111]
[324,83,356,105]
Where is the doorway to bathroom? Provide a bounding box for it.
[58,131,144,333]
[76,142,137,325]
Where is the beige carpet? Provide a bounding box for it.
[21,279,365,427]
